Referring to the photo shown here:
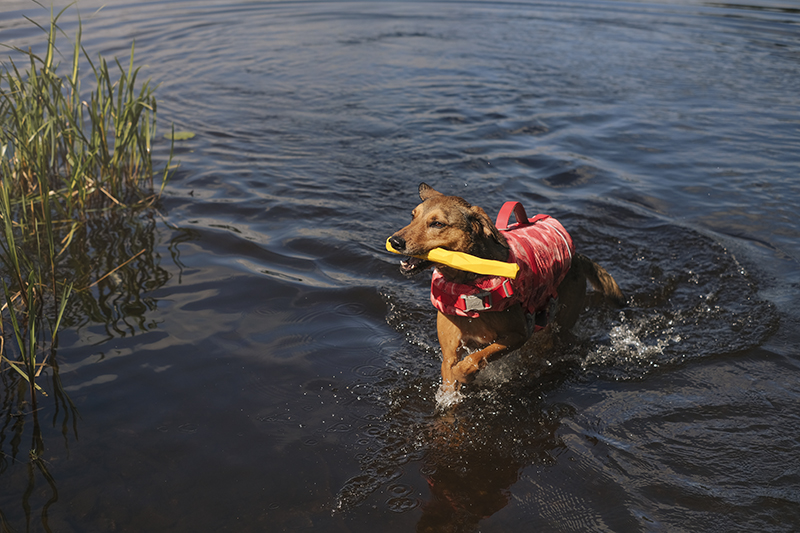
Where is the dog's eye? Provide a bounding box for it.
[429,221,446,229]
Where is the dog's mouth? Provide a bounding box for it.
[399,255,432,277]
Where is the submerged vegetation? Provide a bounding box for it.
[0,5,173,450]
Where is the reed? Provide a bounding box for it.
[0,8,173,408]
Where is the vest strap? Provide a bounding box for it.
[453,278,514,313]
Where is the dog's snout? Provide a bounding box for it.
[389,235,406,251]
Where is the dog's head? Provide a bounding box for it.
[388,183,508,277]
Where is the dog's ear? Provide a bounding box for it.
[469,205,507,246]
[419,183,443,201]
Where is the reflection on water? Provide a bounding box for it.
[0,207,174,531]
[64,211,172,335]
[1,0,800,531]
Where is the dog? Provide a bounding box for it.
[388,183,625,393]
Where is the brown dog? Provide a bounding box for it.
[388,183,625,392]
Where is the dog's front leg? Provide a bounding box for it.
[451,330,527,383]
[437,312,466,392]
[437,307,528,389]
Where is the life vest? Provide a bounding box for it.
[430,202,574,319]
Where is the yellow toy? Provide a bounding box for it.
[385,238,519,279]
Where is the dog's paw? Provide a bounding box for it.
[452,357,485,383]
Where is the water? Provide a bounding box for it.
[1,0,799,531]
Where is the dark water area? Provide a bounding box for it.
[1,0,800,531]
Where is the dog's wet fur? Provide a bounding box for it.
[389,183,625,392]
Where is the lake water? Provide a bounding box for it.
[1,0,799,531]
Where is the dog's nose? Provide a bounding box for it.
[389,235,406,251]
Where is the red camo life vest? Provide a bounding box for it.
[430,202,574,319]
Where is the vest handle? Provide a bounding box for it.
[496,201,551,231]
[495,201,529,230]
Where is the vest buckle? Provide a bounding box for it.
[460,291,493,312]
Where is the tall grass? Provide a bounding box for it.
[0,8,173,413]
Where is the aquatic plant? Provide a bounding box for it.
[0,8,173,416]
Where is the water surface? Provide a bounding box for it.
[1,0,799,531]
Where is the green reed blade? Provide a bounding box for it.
[2,278,27,365]
[53,281,72,335]
[1,8,177,409]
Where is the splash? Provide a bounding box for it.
[582,312,681,373]
[434,383,465,410]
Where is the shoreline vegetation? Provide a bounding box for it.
[0,6,173,458]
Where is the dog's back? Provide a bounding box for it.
[503,215,574,316]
